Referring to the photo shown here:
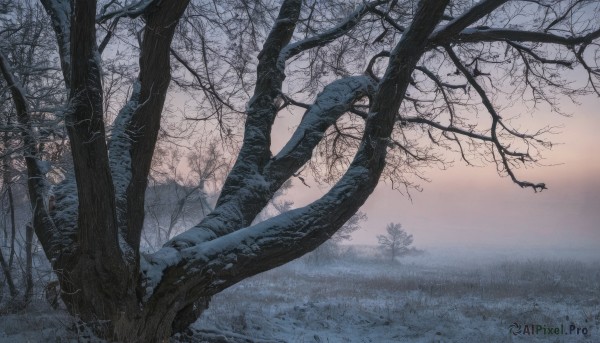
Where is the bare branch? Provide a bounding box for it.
[506,41,573,67]
[279,1,385,66]
[170,48,240,115]
[403,116,492,142]
[0,50,61,260]
[544,0,586,33]
[445,45,547,192]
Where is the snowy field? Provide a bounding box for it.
[1,246,599,342]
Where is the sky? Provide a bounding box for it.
[270,83,600,254]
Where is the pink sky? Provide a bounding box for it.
[271,87,600,251]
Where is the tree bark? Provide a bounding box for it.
[24,223,34,303]
[1,133,16,269]
[0,246,17,298]
[124,0,191,252]
[6,185,15,269]
[58,0,134,322]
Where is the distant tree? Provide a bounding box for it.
[305,211,367,265]
[332,211,367,243]
[143,140,229,250]
[378,223,414,262]
[0,0,65,307]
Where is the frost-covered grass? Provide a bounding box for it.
[0,301,89,343]
[1,247,599,342]
[194,247,600,343]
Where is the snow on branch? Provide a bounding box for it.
[109,80,140,208]
[108,81,141,258]
[49,174,79,256]
[209,0,303,236]
[163,75,375,252]
[144,163,372,301]
[268,75,376,173]
[97,0,161,23]
[214,2,377,226]
[142,0,450,304]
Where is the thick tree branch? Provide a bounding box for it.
[442,27,600,45]
[202,0,303,239]
[66,0,123,260]
[98,16,120,54]
[267,76,376,177]
[142,1,450,332]
[366,50,391,80]
[429,0,507,43]
[40,0,71,88]
[123,0,191,251]
[108,81,140,260]
[168,75,376,248]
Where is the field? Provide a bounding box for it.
[1,246,599,342]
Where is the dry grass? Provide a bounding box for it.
[195,253,600,342]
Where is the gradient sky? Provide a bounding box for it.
[270,84,600,253]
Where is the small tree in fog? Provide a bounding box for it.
[378,223,413,262]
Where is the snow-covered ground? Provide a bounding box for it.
[194,246,600,342]
[1,246,599,342]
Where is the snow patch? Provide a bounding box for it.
[140,247,182,300]
[275,76,374,159]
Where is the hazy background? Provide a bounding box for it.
[271,86,600,255]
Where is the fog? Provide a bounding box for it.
[272,87,600,258]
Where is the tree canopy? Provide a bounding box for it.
[0,0,598,341]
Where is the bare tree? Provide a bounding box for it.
[0,0,65,307]
[0,0,599,341]
[305,211,367,265]
[378,223,414,262]
[143,140,229,250]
